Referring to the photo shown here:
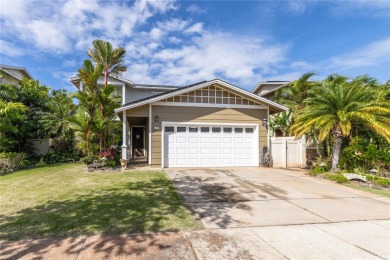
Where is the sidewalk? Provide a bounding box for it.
[2,220,389,259]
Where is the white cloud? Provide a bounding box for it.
[0,39,24,56]
[124,31,288,87]
[150,28,163,40]
[330,0,390,17]
[184,23,203,34]
[328,37,390,70]
[62,59,77,68]
[0,0,176,52]
[157,18,188,31]
[186,4,206,14]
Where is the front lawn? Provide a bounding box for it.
[0,163,202,241]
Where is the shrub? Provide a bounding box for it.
[323,173,349,183]
[42,152,80,164]
[0,152,27,174]
[310,163,330,175]
[81,155,99,165]
[341,135,390,172]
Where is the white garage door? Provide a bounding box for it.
[163,124,259,167]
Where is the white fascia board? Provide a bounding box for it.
[69,74,133,87]
[153,102,267,109]
[0,68,23,81]
[133,86,178,90]
[0,65,33,80]
[115,79,288,113]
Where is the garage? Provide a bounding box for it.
[163,124,259,167]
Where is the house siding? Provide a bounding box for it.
[150,105,267,167]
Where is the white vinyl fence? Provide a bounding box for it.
[271,136,306,168]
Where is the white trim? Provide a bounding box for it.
[148,104,152,165]
[161,121,259,168]
[163,121,258,126]
[161,122,165,168]
[267,107,270,152]
[255,123,260,166]
[115,79,288,113]
[131,125,146,158]
[134,86,179,90]
[153,102,267,109]
[121,83,126,105]
[121,112,128,160]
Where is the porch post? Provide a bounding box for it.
[121,112,128,160]
[122,83,126,105]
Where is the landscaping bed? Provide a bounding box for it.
[308,169,390,198]
[0,163,202,241]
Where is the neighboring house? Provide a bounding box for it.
[252,81,290,100]
[70,75,288,168]
[0,64,34,85]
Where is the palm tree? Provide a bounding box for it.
[274,72,316,115]
[291,74,390,172]
[87,40,127,87]
[39,90,76,140]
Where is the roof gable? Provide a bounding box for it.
[116,79,288,113]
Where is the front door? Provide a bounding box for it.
[132,127,144,158]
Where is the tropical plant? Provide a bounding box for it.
[87,39,127,87]
[0,99,27,151]
[273,72,316,114]
[291,74,390,172]
[71,47,123,156]
[39,90,76,140]
[69,108,97,156]
[269,110,292,137]
[0,80,50,152]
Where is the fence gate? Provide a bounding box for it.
[270,136,306,168]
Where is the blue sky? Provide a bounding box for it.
[0,0,389,91]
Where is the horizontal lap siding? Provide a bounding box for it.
[126,104,149,117]
[151,105,267,166]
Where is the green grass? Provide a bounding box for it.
[343,183,390,198]
[0,163,202,241]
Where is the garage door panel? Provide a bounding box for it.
[164,123,258,167]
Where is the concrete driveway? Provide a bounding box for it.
[166,167,390,259]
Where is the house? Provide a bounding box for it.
[70,76,288,168]
[72,75,288,168]
[0,64,34,85]
[252,81,290,100]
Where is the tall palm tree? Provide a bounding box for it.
[274,72,316,115]
[291,74,390,172]
[87,40,127,87]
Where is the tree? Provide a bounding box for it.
[274,72,316,115]
[72,56,122,155]
[291,74,390,172]
[39,90,76,140]
[0,99,27,151]
[0,80,50,152]
[87,39,127,87]
[269,110,292,137]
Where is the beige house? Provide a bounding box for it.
[0,64,33,85]
[110,78,287,168]
[252,81,290,100]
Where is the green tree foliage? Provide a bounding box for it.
[291,74,390,172]
[87,39,127,87]
[39,89,76,140]
[71,41,124,157]
[269,110,292,137]
[0,79,50,152]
